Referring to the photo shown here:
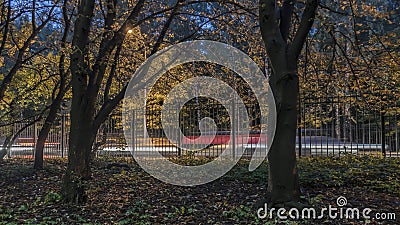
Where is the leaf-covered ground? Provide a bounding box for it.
[0,155,399,224]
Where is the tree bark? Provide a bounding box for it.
[33,95,63,169]
[61,0,96,203]
[33,122,49,169]
[0,136,12,161]
[267,71,301,204]
[61,106,97,203]
[59,0,201,203]
[34,0,71,170]
[259,0,318,206]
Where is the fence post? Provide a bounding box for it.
[381,111,386,157]
[231,55,236,160]
[232,95,236,160]
[131,110,135,155]
[298,118,302,157]
[33,120,37,158]
[178,111,182,157]
[298,97,302,157]
[61,114,65,158]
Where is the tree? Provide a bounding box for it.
[0,0,59,159]
[62,0,215,203]
[0,0,58,101]
[296,0,400,141]
[33,0,72,169]
[258,0,318,205]
[62,0,319,203]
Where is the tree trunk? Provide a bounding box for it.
[34,0,70,170]
[0,149,6,161]
[0,136,12,161]
[34,102,62,169]
[33,123,49,169]
[267,71,301,205]
[258,0,318,206]
[60,0,96,203]
[61,107,96,203]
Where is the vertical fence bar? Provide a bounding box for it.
[178,107,182,157]
[396,113,399,154]
[232,96,236,160]
[33,121,37,158]
[131,110,135,156]
[61,114,65,158]
[298,97,302,157]
[381,111,386,157]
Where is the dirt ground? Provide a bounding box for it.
[0,157,399,224]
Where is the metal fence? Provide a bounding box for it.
[0,114,69,159]
[124,102,268,159]
[1,95,399,159]
[298,95,399,157]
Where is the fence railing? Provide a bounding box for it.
[0,114,70,159]
[298,95,399,157]
[1,96,399,159]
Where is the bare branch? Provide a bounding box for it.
[104,44,122,102]
[32,0,36,32]
[0,0,59,101]
[88,0,145,98]
[259,0,285,57]
[150,0,182,55]
[290,0,318,59]
[280,0,296,42]
[0,0,11,54]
